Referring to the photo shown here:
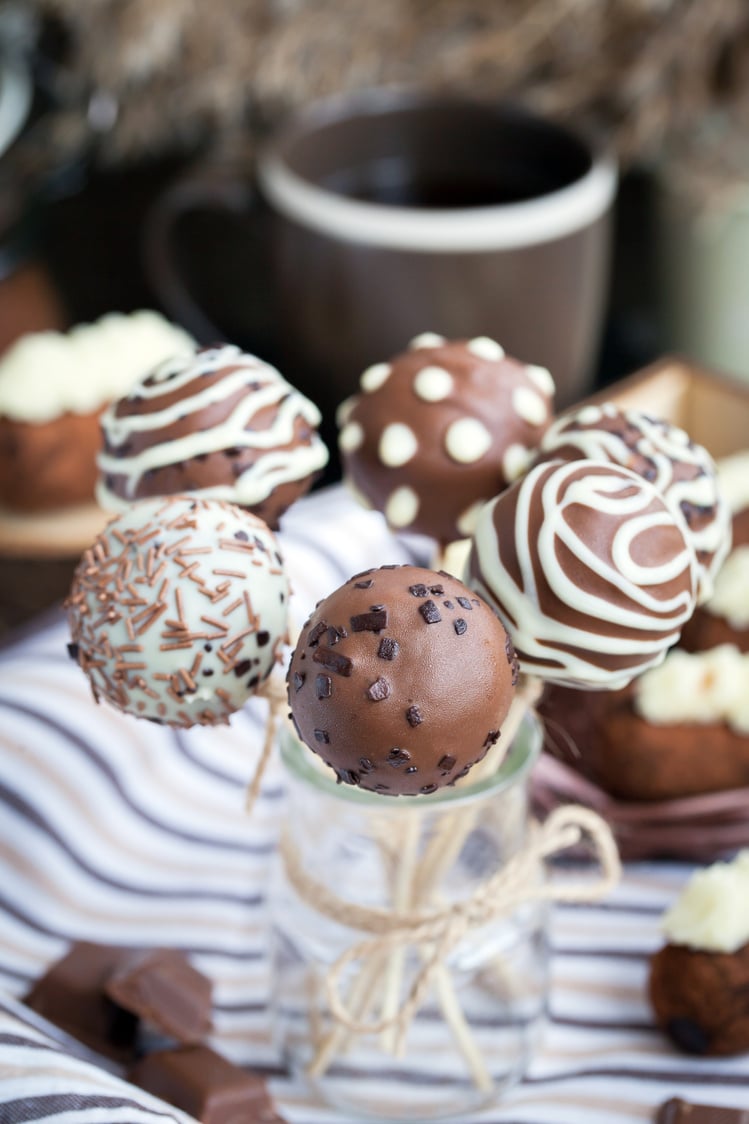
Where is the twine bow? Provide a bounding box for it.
[245,671,289,814]
[280,804,620,1054]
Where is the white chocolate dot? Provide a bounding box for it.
[409,332,445,349]
[379,422,418,467]
[444,417,493,463]
[467,336,505,361]
[413,365,454,402]
[526,363,555,397]
[360,362,391,393]
[575,405,604,425]
[503,443,532,482]
[339,421,364,453]
[512,385,548,427]
[456,499,488,537]
[385,486,419,528]
[336,395,356,427]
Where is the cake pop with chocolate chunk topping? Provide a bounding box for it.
[287,564,517,795]
[338,334,554,545]
[466,458,699,690]
[97,344,328,529]
[534,402,731,602]
[66,495,289,727]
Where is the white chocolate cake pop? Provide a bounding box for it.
[66,495,290,727]
[534,403,731,601]
[97,344,329,529]
[338,335,554,545]
[466,459,699,689]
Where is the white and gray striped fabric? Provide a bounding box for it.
[0,485,747,1124]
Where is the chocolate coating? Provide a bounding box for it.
[339,335,554,545]
[97,344,328,529]
[66,495,289,727]
[650,941,749,1056]
[534,403,731,603]
[467,458,699,689]
[287,565,517,795]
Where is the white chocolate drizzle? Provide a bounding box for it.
[635,644,749,733]
[97,345,328,512]
[661,850,749,953]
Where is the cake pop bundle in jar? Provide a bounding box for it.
[337,333,555,547]
[97,344,329,529]
[66,494,290,728]
[466,457,700,690]
[533,402,731,602]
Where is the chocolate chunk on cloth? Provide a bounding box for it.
[657,1098,749,1123]
[129,1045,286,1124]
[105,948,212,1044]
[23,942,139,1061]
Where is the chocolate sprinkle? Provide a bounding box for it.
[354,579,374,589]
[350,609,388,632]
[438,754,456,771]
[293,672,305,692]
[367,677,391,702]
[453,618,468,635]
[409,584,429,598]
[419,600,442,624]
[420,783,438,795]
[337,768,359,785]
[315,674,332,699]
[314,729,330,744]
[483,729,500,748]
[405,705,423,727]
[307,620,328,647]
[387,748,411,767]
[313,646,353,677]
[404,765,418,775]
[378,637,399,660]
[359,758,375,774]
[457,596,473,610]
[429,585,444,595]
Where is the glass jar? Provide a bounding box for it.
[269,712,547,1122]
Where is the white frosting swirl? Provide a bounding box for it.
[662,851,749,953]
[635,643,749,732]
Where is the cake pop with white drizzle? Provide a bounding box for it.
[97,344,329,529]
[338,334,554,546]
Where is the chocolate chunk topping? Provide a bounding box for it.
[307,620,328,647]
[327,625,347,645]
[359,757,375,774]
[457,596,473,610]
[443,600,454,610]
[67,642,79,661]
[405,705,423,727]
[313,729,330,744]
[387,748,411,767]
[378,637,400,660]
[409,584,429,598]
[354,579,374,589]
[315,674,332,699]
[367,677,391,702]
[234,530,249,541]
[454,618,468,635]
[429,584,444,595]
[404,765,418,775]
[257,630,270,647]
[336,768,359,785]
[233,659,251,677]
[420,783,438,795]
[350,609,388,632]
[419,600,442,624]
[438,754,456,771]
[313,646,353,676]
[483,729,500,748]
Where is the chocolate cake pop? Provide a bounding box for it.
[66,495,290,727]
[97,344,329,529]
[534,403,731,601]
[338,334,554,545]
[466,458,699,689]
[287,564,517,795]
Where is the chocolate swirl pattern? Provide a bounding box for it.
[97,344,329,528]
[535,404,731,602]
[467,459,699,689]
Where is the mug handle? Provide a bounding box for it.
[142,164,259,344]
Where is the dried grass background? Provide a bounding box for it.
[22,0,749,170]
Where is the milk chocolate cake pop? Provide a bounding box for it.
[97,344,329,529]
[467,458,699,689]
[287,564,517,795]
[338,334,554,545]
[67,495,289,727]
[534,403,731,601]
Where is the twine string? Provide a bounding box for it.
[245,670,289,814]
[281,804,620,1052]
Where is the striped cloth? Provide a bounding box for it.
[0,485,747,1124]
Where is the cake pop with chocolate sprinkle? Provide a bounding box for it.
[338,334,554,545]
[97,343,329,529]
[287,564,517,795]
[534,402,731,602]
[466,458,699,690]
[66,495,290,727]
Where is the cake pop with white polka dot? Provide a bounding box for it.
[338,335,555,545]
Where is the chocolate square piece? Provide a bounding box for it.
[128,1045,286,1123]
[105,948,212,1044]
[23,942,138,1060]
[657,1099,749,1124]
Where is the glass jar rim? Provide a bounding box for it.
[279,709,542,810]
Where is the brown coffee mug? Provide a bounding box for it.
[145,90,617,422]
